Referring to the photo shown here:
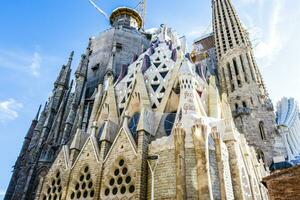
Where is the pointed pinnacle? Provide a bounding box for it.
[34,104,42,121]
[67,51,75,67]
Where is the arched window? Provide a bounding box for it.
[235,103,239,110]
[233,58,239,75]
[242,101,247,108]
[259,121,266,140]
[164,113,176,136]
[227,63,233,80]
[128,113,140,139]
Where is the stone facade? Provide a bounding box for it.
[5,2,282,200]
[212,0,286,165]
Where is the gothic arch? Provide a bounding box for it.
[259,121,266,140]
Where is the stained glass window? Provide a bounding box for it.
[164,113,176,136]
[128,113,140,138]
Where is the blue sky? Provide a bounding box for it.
[0,0,299,198]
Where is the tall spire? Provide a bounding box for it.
[34,105,42,121]
[75,54,88,79]
[54,51,73,89]
[212,0,248,58]
[212,0,284,165]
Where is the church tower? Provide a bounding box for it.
[212,0,285,165]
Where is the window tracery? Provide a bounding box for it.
[69,166,95,200]
[103,159,135,198]
[42,171,62,200]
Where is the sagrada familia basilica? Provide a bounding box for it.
[5,0,296,199]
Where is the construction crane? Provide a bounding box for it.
[135,0,147,29]
[88,0,147,28]
[88,0,109,20]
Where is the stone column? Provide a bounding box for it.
[173,127,187,200]
[224,139,246,200]
[135,130,150,200]
[192,124,213,200]
[211,128,227,200]
[34,177,44,200]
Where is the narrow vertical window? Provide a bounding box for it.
[259,121,266,140]
[242,101,247,108]
[246,53,255,81]
[240,55,248,82]
[227,63,233,80]
[233,58,239,75]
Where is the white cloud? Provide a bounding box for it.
[255,0,283,66]
[0,99,23,123]
[29,52,42,77]
[0,49,42,77]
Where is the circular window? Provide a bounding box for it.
[51,180,55,186]
[114,169,120,176]
[105,188,110,196]
[119,159,125,166]
[80,175,84,181]
[128,112,140,138]
[126,176,131,184]
[88,181,93,189]
[112,187,118,195]
[164,113,176,136]
[129,185,135,193]
[83,190,88,198]
[70,192,75,199]
[76,191,81,198]
[86,173,91,180]
[81,182,86,189]
[84,166,89,173]
[117,177,123,185]
[122,167,128,175]
[75,183,79,190]
[121,186,126,194]
[90,190,95,197]
[56,172,60,178]
[110,178,115,186]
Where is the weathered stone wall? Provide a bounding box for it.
[263,165,300,200]
[148,137,176,199]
